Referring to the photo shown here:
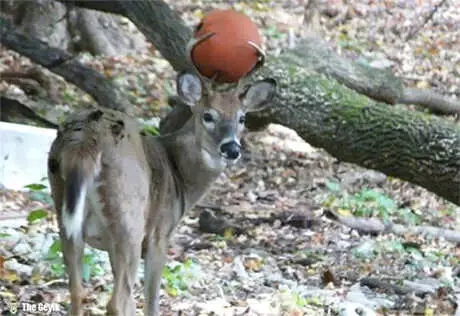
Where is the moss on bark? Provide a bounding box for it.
[246,57,460,204]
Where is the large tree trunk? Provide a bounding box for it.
[4,0,147,56]
[254,61,460,205]
[1,1,459,205]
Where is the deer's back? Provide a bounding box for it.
[48,108,152,249]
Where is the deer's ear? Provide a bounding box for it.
[240,78,277,112]
[177,72,202,106]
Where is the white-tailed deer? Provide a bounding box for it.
[47,70,276,315]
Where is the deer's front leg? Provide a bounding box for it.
[144,235,167,316]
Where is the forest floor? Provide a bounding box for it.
[0,0,459,315]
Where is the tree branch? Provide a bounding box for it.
[117,1,192,72]
[406,0,448,41]
[55,0,193,72]
[400,88,460,115]
[0,17,129,112]
[54,0,125,15]
[291,37,460,115]
[0,96,58,129]
[360,277,436,296]
[325,209,460,243]
[251,58,460,204]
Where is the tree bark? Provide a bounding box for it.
[7,0,147,56]
[399,88,460,114]
[0,96,59,129]
[56,0,192,72]
[252,60,460,205]
[2,1,459,204]
[0,17,129,112]
[290,38,459,115]
[56,0,460,115]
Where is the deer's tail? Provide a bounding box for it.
[61,153,101,240]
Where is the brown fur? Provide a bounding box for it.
[48,75,275,316]
[48,107,235,315]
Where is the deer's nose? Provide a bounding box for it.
[220,141,241,160]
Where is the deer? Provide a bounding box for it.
[47,34,276,315]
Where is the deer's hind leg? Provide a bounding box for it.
[105,209,144,316]
[104,173,149,316]
[60,230,85,316]
[50,169,85,316]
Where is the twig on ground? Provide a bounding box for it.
[360,277,436,296]
[43,279,68,287]
[455,294,460,316]
[453,265,460,277]
[325,209,460,243]
[0,215,29,221]
[198,209,243,235]
[405,0,447,41]
[195,203,224,212]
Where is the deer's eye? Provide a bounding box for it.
[239,115,246,125]
[203,112,214,123]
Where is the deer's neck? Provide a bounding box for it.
[147,120,225,209]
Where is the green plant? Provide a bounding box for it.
[352,239,411,260]
[263,25,286,41]
[81,250,105,282]
[325,185,422,225]
[45,239,66,278]
[280,289,324,310]
[44,239,105,281]
[27,209,49,225]
[325,180,341,193]
[24,182,53,205]
[24,183,47,191]
[141,124,160,136]
[24,182,52,225]
[62,88,77,103]
[162,259,198,297]
[345,189,394,221]
[336,28,368,54]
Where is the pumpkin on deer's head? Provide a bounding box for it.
[187,9,265,84]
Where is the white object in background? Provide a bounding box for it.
[0,122,57,191]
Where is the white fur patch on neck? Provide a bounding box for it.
[201,149,226,170]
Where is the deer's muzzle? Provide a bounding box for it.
[220,141,241,161]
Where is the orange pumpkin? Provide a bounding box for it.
[190,9,263,83]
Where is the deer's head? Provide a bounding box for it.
[176,72,276,167]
